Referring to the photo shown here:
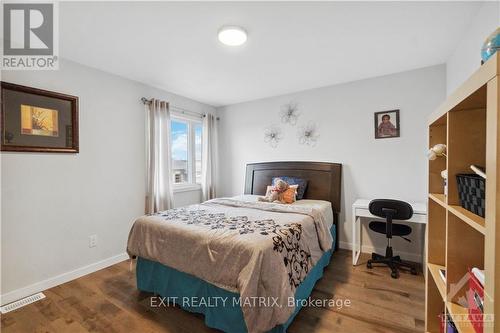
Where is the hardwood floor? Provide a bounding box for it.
[1,250,425,333]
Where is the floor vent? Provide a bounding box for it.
[0,292,46,314]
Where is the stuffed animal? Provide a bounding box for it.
[258,178,290,203]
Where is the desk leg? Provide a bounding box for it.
[354,217,362,265]
[352,209,356,265]
[352,210,362,265]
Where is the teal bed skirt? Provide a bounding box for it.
[136,225,336,333]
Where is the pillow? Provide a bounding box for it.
[272,177,308,200]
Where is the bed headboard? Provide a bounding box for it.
[244,161,342,213]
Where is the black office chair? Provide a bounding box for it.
[366,199,418,278]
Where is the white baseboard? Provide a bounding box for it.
[339,241,422,263]
[0,253,129,306]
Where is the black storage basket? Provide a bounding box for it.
[456,174,486,217]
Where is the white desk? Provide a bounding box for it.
[351,199,427,265]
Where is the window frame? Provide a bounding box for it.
[170,113,202,192]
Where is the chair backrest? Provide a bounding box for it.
[369,199,413,220]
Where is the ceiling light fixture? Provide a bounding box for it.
[218,26,247,46]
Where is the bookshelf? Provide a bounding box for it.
[425,53,499,333]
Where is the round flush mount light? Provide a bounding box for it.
[218,26,247,46]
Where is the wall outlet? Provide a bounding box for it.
[89,235,97,248]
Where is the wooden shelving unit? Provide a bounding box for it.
[425,53,500,333]
[428,263,446,300]
[429,193,447,208]
[448,204,486,234]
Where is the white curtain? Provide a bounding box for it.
[202,113,217,201]
[145,99,174,214]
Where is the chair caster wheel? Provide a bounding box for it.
[367,261,372,269]
[391,271,398,279]
[411,268,417,275]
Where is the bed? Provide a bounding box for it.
[127,161,342,333]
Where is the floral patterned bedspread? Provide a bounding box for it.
[127,198,333,333]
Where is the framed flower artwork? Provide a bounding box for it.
[1,82,79,153]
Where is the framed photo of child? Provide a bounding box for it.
[374,109,400,139]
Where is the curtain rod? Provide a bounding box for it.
[141,97,206,118]
[141,97,220,120]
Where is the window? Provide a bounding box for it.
[171,116,203,187]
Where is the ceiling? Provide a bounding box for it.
[60,2,482,107]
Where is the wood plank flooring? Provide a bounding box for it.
[1,250,425,333]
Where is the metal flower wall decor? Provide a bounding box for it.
[280,102,300,125]
[264,125,283,148]
[264,101,319,148]
[298,122,319,146]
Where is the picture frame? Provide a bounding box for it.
[374,109,400,139]
[1,82,79,153]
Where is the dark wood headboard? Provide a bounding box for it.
[244,161,342,250]
[244,161,342,212]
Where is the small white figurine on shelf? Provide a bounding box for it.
[441,169,448,196]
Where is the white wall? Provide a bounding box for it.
[446,1,499,95]
[0,59,214,304]
[217,65,446,261]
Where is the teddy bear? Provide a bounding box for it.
[258,178,290,203]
